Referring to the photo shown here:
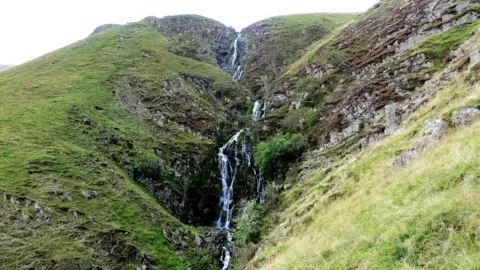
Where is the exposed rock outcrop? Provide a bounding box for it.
[239,14,357,92]
[452,107,480,128]
[90,24,121,35]
[143,15,236,68]
[393,118,447,169]
[258,0,479,154]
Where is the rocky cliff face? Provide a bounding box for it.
[143,15,236,68]
[239,14,358,92]
[258,0,479,149]
[243,0,480,268]
[1,1,479,269]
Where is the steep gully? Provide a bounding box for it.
[217,32,265,269]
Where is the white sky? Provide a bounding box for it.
[0,0,379,65]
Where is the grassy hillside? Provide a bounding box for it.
[242,0,480,268]
[0,21,246,269]
[240,13,358,91]
[250,57,480,270]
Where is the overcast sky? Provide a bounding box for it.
[1,0,379,65]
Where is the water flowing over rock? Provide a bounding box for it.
[230,33,244,80]
[217,130,244,229]
[217,130,248,269]
[252,101,263,121]
[216,128,265,268]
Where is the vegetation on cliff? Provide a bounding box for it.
[1,0,479,269]
[239,13,358,91]
[245,0,480,269]
[0,19,246,269]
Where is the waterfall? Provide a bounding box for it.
[251,101,266,203]
[233,66,243,80]
[253,169,266,205]
[217,130,250,270]
[252,101,262,121]
[217,129,265,269]
[220,246,231,270]
[231,33,241,66]
[230,33,243,80]
[217,130,243,229]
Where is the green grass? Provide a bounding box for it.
[410,20,480,70]
[0,21,243,269]
[247,13,358,66]
[283,23,350,76]
[249,49,480,269]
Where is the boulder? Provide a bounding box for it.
[423,118,447,138]
[385,103,398,134]
[393,118,446,169]
[469,50,480,69]
[452,108,480,128]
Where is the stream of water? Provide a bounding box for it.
[231,34,243,80]
[217,33,268,269]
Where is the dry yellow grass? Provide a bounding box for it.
[252,36,480,269]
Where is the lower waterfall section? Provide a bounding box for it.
[216,129,264,269]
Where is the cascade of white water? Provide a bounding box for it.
[217,130,243,229]
[217,129,265,268]
[253,169,266,204]
[232,66,243,80]
[231,34,241,66]
[230,33,243,80]
[221,247,231,270]
[252,101,263,121]
[217,130,250,270]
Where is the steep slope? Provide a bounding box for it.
[238,13,358,92]
[257,0,480,145]
[249,38,480,269]
[3,1,479,269]
[242,0,480,269]
[143,15,236,69]
[90,24,121,35]
[0,20,247,269]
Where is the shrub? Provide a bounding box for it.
[264,182,282,204]
[294,76,331,108]
[255,133,307,182]
[234,201,263,246]
[281,108,308,132]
